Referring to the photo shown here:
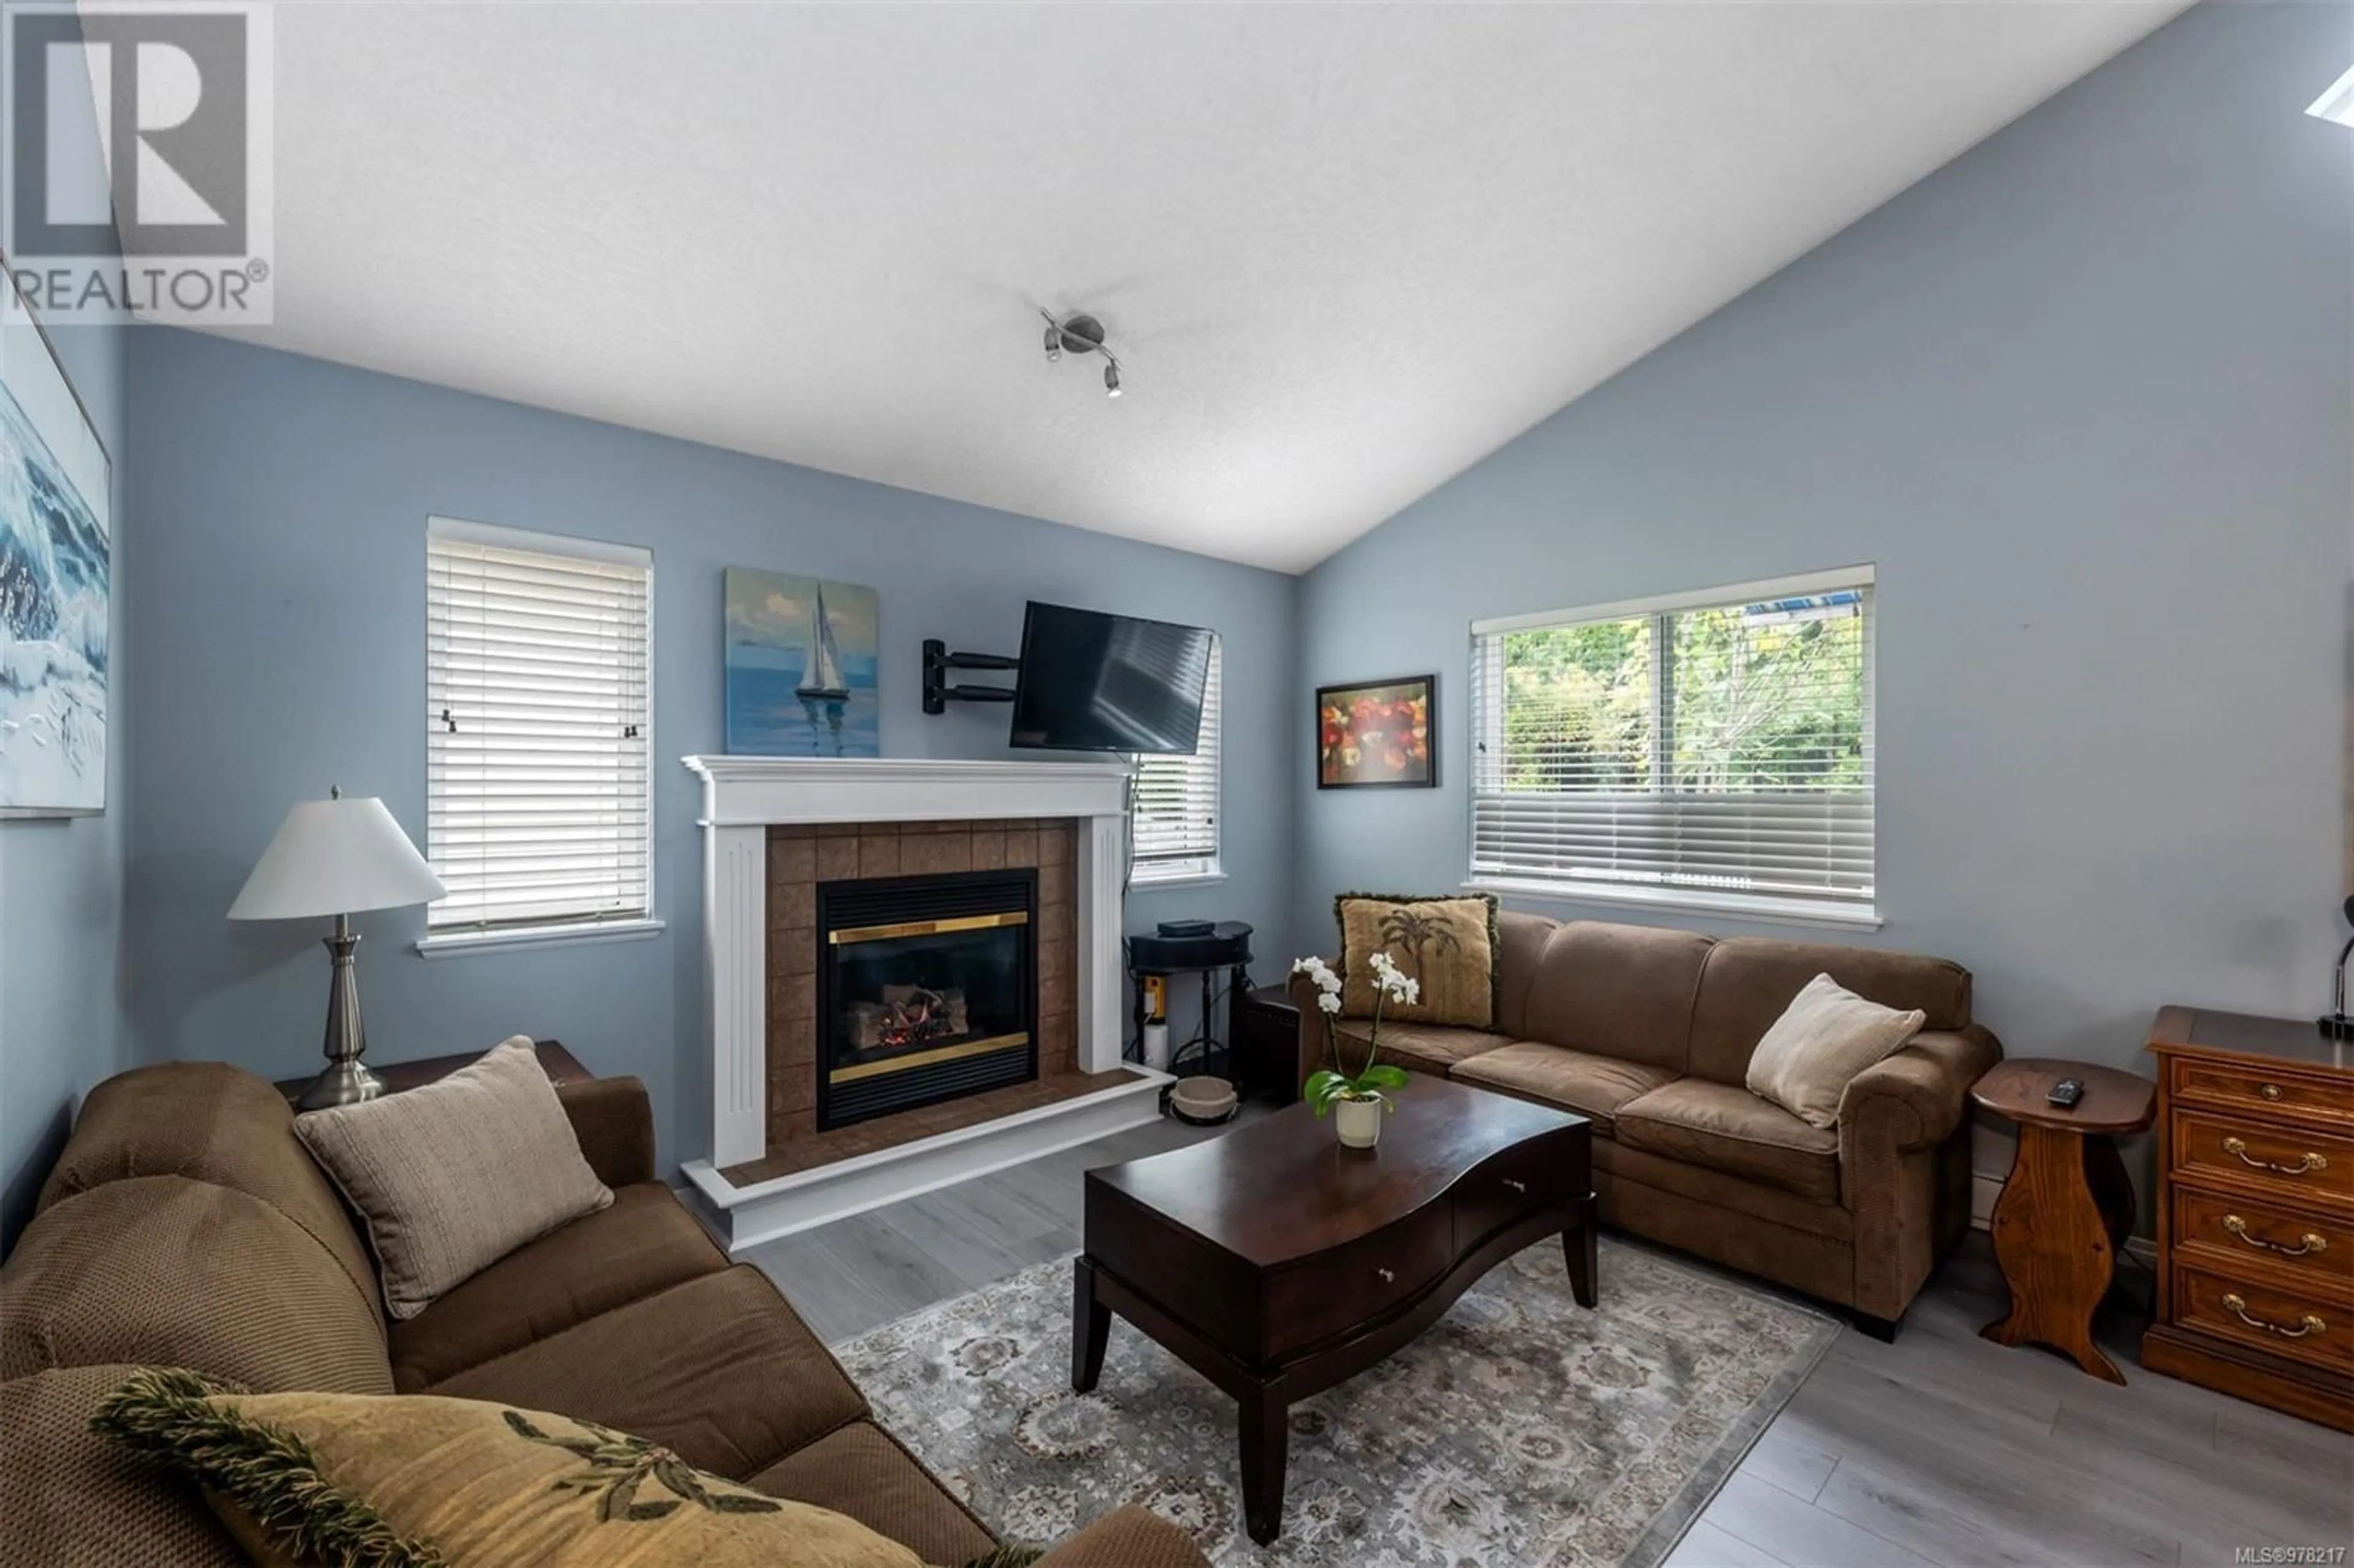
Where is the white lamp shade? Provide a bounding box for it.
[227,796,447,921]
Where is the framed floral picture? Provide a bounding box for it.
[1317,674,1435,789]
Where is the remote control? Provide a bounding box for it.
[2046,1076,2084,1108]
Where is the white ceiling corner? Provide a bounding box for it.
[205,1,2191,573]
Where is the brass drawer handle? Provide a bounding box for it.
[2222,1136,2328,1176]
[1375,1267,1395,1284]
[1501,1178,1527,1193]
[2222,1215,2328,1257]
[2220,1293,2327,1339]
[2258,1083,2284,1102]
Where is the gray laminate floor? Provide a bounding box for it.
[743,1113,2353,1568]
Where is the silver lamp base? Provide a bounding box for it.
[293,915,383,1111]
[296,1056,387,1110]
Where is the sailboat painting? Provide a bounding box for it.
[724,568,880,758]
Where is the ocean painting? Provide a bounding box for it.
[0,295,109,816]
[725,568,880,758]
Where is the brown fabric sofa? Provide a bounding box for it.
[0,1060,1207,1568]
[1293,913,2002,1335]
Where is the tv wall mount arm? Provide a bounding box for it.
[922,638,1020,715]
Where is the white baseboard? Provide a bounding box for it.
[680,1068,1171,1254]
[1970,1170,2003,1230]
[1968,1168,2155,1264]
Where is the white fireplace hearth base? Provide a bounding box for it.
[679,1067,1169,1252]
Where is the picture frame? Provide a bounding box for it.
[724,567,880,758]
[0,252,112,818]
[1317,674,1436,790]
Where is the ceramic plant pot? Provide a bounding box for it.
[1334,1092,1385,1150]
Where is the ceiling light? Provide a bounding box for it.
[2309,63,2354,127]
[1040,308,1126,398]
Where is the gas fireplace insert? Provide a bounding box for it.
[815,867,1039,1130]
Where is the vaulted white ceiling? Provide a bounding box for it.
[214,1,2188,573]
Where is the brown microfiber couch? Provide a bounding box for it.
[0,1060,1207,1568]
[1294,912,2002,1336]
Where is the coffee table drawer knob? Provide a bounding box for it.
[1502,1178,1526,1193]
[1376,1266,1395,1284]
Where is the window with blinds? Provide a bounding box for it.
[1469,569,1875,923]
[1130,638,1222,883]
[425,518,653,934]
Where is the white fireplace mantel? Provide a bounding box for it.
[680,755,1136,1171]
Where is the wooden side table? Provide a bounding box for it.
[1971,1057,2156,1383]
[275,1038,588,1106]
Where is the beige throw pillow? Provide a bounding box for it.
[295,1038,612,1320]
[1745,974,1925,1130]
[1335,893,1499,1029]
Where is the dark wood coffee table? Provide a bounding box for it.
[1072,1076,1594,1544]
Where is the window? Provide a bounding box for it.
[425,517,654,939]
[1469,568,1875,925]
[1130,637,1222,883]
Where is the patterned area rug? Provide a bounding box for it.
[834,1236,1838,1567]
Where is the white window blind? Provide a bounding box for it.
[1470,569,1875,923]
[426,519,653,932]
[1130,638,1221,883]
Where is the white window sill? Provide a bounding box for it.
[415,918,667,960]
[1463,876,1881,932]
[1130,870,1228,891]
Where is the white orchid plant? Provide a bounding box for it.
[1292,950,1421,1118]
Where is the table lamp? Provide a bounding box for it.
[228,787,447,1109]
[2325,894,2354,1043]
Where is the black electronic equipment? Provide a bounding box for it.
[1008,601,1213,754]
[1127,921,1252,972]
[1156,918,1215,938]
[2046,1076,2085,1109]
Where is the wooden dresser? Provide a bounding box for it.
[2145,1007,2354,1429]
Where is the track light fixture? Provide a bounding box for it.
[1040,309,1124,398]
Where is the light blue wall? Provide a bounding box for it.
[0,28,132,1251]
[124,330,1298,1174]
[1297,0,2352,1156]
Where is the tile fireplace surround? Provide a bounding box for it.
[777,820,1070,1136]
[678,756,1168,1253]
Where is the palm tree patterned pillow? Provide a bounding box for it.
[93,1369,927,1568]
[1333,892,1499,1030]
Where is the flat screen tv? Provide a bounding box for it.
[1009,601,1213,755]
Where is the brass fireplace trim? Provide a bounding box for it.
[828,1031,1033,1085]
[828,910,1031,946]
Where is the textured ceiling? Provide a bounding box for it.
[208,1,2189,573]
